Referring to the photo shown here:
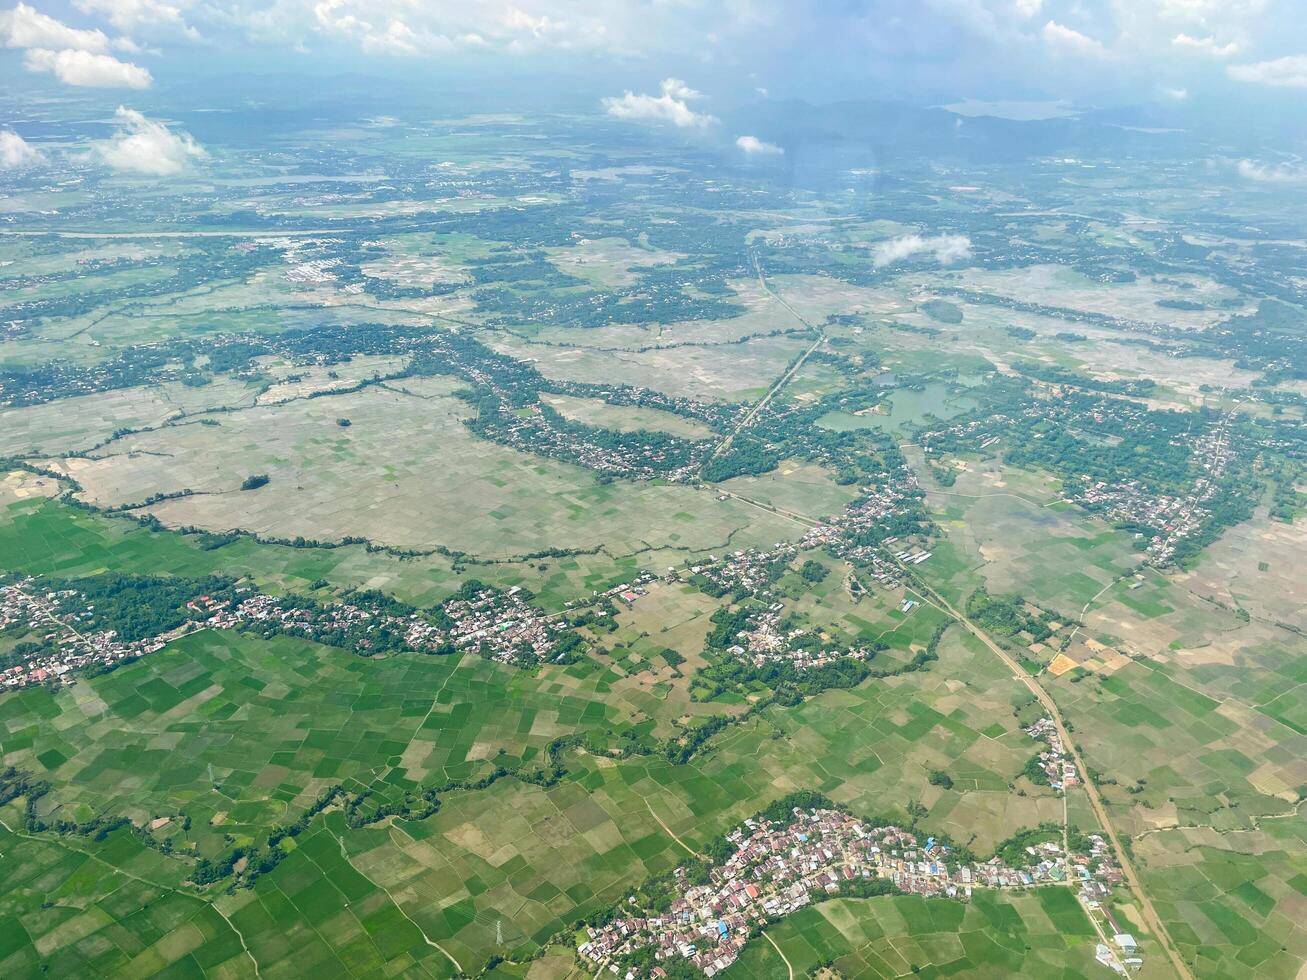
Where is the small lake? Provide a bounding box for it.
[817,382,977,435]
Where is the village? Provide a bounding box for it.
[1078,416,1236,565]
[578,804,1140,979]
[684,544,798,601]
[1024,716,1081,791]
[474,399,712,482]
[0,574,590,691]
[724,607,874,670]
[917,395,1242,568]
[0,579,206,689]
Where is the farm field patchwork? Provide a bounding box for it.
[3,73,1307,980]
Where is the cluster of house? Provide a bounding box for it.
[207,592,446,655]
[1079,418,1234,566]
[920,402,1237,568]
[227,584,570,666]
[596,574,656,606]
[579,806,1131,979]
[685,545,797,600]
[0,580,199,689]
[1076,833,1126,900]
[2,574,577,691]
[725,608,872,671]
[800,475,927,568]
[255,236,347,287]
[440,585,571,663]
[1024,717,1080,791]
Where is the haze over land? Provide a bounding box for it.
[2,3,1307,980]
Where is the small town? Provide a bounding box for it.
[578,805,1140,979]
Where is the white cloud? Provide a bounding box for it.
[1163,86,1188,100]
[24,47,152,88]
[1172,33,1238,57]
[1,1,151,89]
[309,0,460,55]
[1042,20,1109,58]
[0,129,44,168]
[1237,159,1307,183]
[736,135,783,155]
[1228,55,1307,88]
[0,2,108,51]
[602,78,718,128]
[291,0,602,56]
[95,107,206,175]
[74,0,192,31]
[873,234,972,269]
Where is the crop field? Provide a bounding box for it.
[545,237,683,289]
[0,630,655,854]
[0,807,453,978]
[0,491,809,614]
[0,817,257,978]
[1046,652,1307,980]
[41,379,815,558]
[5,74,1307,980]
[0,601,1054,856]
[721,890,1103,979]
[327,626,1060,965]
[1174,509,1307,630]
[952,265,1244,330]
[1132,817,1307,980]
[0,596,1064,975]
[511,274,810,351]
[0,376,264,457]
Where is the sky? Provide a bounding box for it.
[1,1,1305,124]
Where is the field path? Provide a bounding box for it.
[764,931,794,980]
[212,904,263,978]
[329,826,465,974]
[897,567,1193,980]
[641,796,702,858]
